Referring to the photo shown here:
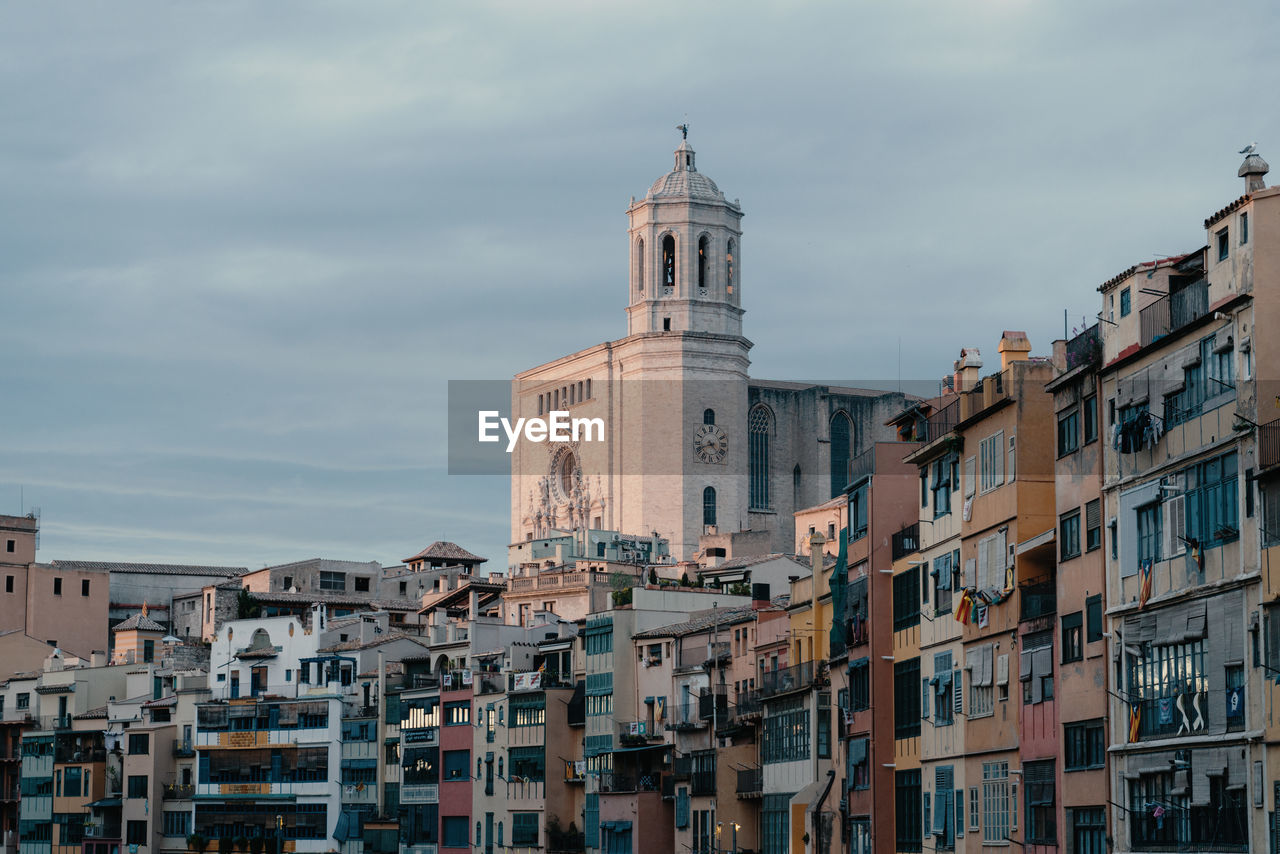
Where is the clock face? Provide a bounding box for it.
[693,423,729,464]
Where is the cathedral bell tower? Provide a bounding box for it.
[626,131,745,337]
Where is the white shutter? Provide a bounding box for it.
[993,431,1005,485]
[964,456,977,498]
[995,529,1008,587]
[1007,434,1016,481]
[1164,495,1186,556]
[996,653,1009,686]
[977,536,990,589]
[965,558,976,590]
[953,669,963,715]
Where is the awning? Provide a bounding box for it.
[600,821,633,833]
[610,743,669,754]
[86,798,121,809]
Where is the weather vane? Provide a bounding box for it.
[677,122,689,140]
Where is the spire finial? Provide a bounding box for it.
[676,122,689,140]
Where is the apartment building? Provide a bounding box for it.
[1098,154,1272,853]
[1046,324,1110,853]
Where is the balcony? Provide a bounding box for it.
[55,746,105,764]
[162,783,194,800]
[698,690,728,722]
[1140,278,1209,347]
[731,690,762,720]
[1260,420,1280,471]
[617,721,662,746]
[1065,323,1102,371]
[736,767,762,798]
[172,741,195,758]
[473,672,505,696]
[677,641,730,671]
[598,771,662,794]
[917,398,961,443]
[665,703,705,731]
[1019,582,1056,623]
[410,674,439,689]
[891,524,920,561]
[564,760,586,783]
[846,447,876,486]
[759,660,815,699]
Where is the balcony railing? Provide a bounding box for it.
[759,660,815,698]
[564,760,586,783]
[666,704,705,731]
[1140,279,1209,347]
[617,721,662,745]
[1260,420,1280,471]
[410,674,439,689]
[598,771,662,794]
[162,783,194,800]
[732,690,762,720]
[919,398,961,443]
[698,690,728,722]
[1019,582,1057,622]
[55,746,105,764]
[172,741,195,758]
[846,447,876,486]
[891,524,920,561]
[474,672,505,696]
[1064,323,1101,371]
[672,755,691,780]
[1133,691,1208,740]
[736,767,762,797]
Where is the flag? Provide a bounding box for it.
[1128,704,1141,742]
[1138,559,1153,608]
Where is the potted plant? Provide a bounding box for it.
[218,836,233,854]
[233,837,250,853]
[186,834,206,854]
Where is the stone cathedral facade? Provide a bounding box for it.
[510,136,912,563]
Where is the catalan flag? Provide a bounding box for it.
[1138,558,1153,609]
[1128,704,1141,742]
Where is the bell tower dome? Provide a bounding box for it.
[626,130,745,338]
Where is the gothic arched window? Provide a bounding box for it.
[698,235,709,288]
[749,404,773,510]
[830,411,853,498]
[703,409,715,425]
[703,486,717,527]
[726,239,736,294]
[662,234,676,287]
[636,237,645,293]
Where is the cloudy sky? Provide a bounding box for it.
[2,1,1276,572]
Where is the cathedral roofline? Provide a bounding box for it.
[515,331,756,380]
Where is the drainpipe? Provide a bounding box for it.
[811,769,836,854]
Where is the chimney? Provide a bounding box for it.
[998,331,1032,370]
[751,583,771,610]
[1240,151,1270,193]
[1051,338,1067,373]
[809,531,827,571]
[90,650,106,668]
[954,348,982,392]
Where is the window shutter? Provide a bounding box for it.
[977,539,989,590]
[997,653,1009,686]
[996,529,1008,585]
[921,678,930,720]
[964,558,976,590]
[964,456,976,498]
[951,549,961,590]
[1086,498,1101,532]
[922,561,930,605]
[955,789,965,838]
[953,669,963,716]
[1164,495,1186,556]
[923,792,932,840]
[994,431,1005,484]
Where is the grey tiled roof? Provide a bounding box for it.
[113,612,167,633]
[54,560,246,577]
[404,541,487,565]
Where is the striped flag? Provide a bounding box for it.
[1138,558,1153,608]
[1128,704,1141,742]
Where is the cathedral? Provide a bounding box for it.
[510,133,913,563]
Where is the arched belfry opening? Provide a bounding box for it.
[662,234,676,288]
[698,235,709,289]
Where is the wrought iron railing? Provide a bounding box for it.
[736,767,762,796]
[891,524,920,561]
[1140,279,1209,347]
